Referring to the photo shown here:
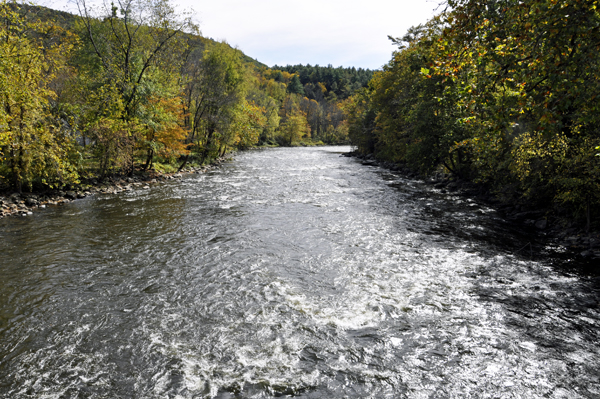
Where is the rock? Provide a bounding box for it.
[513,211,543,221]
[581,250,593,258]
[25,198,38,207]
[143,185,150,189]
[77,192,86,199]
[535,219,547,230]
[65,191,77,200]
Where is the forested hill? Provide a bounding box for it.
[11,3,267,69]
[273,64,374,101]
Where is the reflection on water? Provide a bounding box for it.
[1,146,599,398]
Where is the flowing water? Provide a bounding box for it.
[1,146,599,398]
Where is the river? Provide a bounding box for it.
[1,146,599,398]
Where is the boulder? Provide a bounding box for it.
[580,250,593,258]
[24,198,38,207]
[535,219,547,230]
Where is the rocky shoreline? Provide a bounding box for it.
[0,160,228,219]
[347,152,600,263]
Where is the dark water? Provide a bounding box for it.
[1,146,599,398]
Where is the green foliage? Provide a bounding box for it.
[278,109,310,146]
[273,63,374,100]
[0,1,79,191]
[287,75,305,95]
[181,41,250,163]
[73,0,196,173]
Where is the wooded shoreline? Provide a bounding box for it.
[0,155,231,219]
[0,2,365,195]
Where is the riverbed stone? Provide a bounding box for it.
[25,198,38,207]
[581,250,593,258]
[535,219,547,230]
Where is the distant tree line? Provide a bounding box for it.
[272,64,374,101]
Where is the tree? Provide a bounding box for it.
[180,40,248,167]
[279,109,310,146]
[138,94,188,170]
[229,101,266,150]
[75,0,195,173]
[0,1,79,191]
[287,74,304,95]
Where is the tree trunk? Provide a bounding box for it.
[586,196,591,233]
[144,148,154,171]
[201,128,215,164]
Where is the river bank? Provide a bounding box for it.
[0,156,232,219]
[347,151,600,264]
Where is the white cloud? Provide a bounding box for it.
[41,0,440,69]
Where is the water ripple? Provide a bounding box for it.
[0,146,598,398]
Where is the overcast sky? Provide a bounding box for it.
[39,0,441,70]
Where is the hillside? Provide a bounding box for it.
[13,3,267,69]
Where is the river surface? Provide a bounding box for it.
[1,146,599,398]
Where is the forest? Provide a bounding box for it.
[0,0,371,192]
[345,0,600,230]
